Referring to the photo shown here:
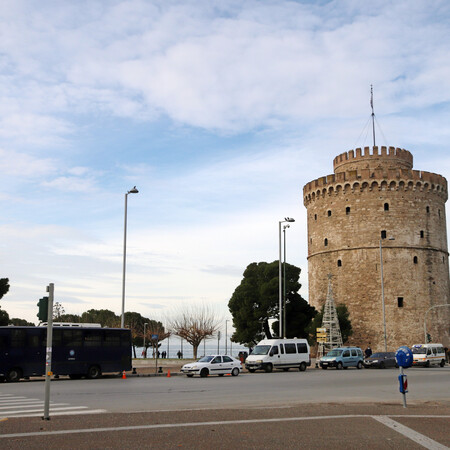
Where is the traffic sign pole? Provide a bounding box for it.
[43,283,54,420]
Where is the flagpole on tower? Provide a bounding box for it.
[370,85,376,147]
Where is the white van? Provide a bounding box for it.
[245,338,310,373]
[412,344,446,367]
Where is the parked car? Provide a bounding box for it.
[245,338,310,373]
[319,347,364,370]
[412,344,446,367]
[181,355,242,378]
[363,352,397,369]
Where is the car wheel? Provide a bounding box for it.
[87,365,101,379]
[186,374,194,378]
[299,362,307,372]
[200,368,209,378]
[440,360,445,367]
[6,368,22,382]
[336,362,343,370]
[264,364,273,373]
[231,368,239,377]
[248,369,256,373]
[379,362,385,369]
[357,361,363,370]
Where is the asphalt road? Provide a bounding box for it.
[1,367,449,448]
[0,365,448,413]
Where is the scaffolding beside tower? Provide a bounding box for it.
[315,274,343,366]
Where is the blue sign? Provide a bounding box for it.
[151,334,159,340]
[395,346,413,368]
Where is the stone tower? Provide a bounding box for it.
[303,146,450,350]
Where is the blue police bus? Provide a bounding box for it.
[0,324,132,382]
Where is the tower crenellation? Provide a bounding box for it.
[303,146,450,350]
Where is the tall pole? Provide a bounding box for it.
[283,225,289,338]
[379,239,387,352]
[225,320,229,355]
[143,323,148,357]
[371,84,376,147]
[379,237,395,352]
[279,218,294,339]
[121,186,138,328]
[43,283,54,420]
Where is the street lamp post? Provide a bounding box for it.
[225,320,229,355]
[279,217,295,338]
[283,224,289,338]
[121,186,139,328]
[379,237,394,352]
[143,322,148,358]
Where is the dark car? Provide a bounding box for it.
[363,352,397,369]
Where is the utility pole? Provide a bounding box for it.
[43,283,54,420]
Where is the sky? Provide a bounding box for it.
[1,0,450,329]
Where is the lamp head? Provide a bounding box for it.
[128,186,139,194]
[285,217,295,222]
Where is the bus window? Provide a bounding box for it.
[62,330,83,347]
[105,331,120,346]
[28,334,41,348]
[84,331,102,347]
[121,330,131,347]
[11,329,26,348]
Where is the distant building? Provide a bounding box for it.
[303,146,450,349]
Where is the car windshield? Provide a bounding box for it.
[251,345,271,355]
[412,347,426,354]
[326,349,342,357]
[198,356,214,363]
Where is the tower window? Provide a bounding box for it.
[346,207,350,215]
[384,203,389,211]
[327,210,332,217]
[420,230,424,238]
[397,297,404,308]
[324,238,328,247]
[426,206,430,213]
[413,256,418,264]
[337,259,342,267]
[438,209,441,218]
[381,230,387,239]
[314,214,317,221]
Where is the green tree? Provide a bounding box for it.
[228,261,316,347]
[9,318,35,326]
[0,278,10,326]
[81,309,120,328]
[306,303,353,344]
[58,313,81,323]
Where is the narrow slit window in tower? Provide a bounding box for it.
[314,214,317,221]
[397,297,404,308]
[426,206,430,213]
[413,256,418,264]
[324,238,328,247]
[384,203,389,211]
[381,230,386,239]
[337,259,342,267]
[420,230,424,238]
[346,207,350,215]
[327,210,331,217]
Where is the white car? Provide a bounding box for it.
[181,355,242,377]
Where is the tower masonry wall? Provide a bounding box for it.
[303,146,450,350]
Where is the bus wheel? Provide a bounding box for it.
[87,365,102,379]
[7,368,22,382]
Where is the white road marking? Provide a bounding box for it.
[372,416,448,450]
